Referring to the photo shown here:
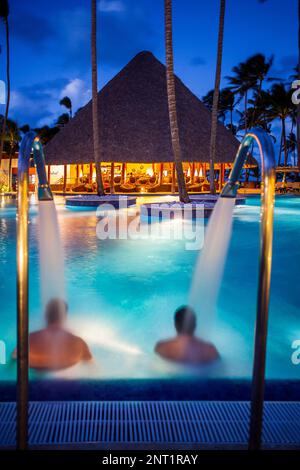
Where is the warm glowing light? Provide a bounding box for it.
[199,168,203,177]
[79,170,83,178]
[146,168,154,177]
[163,170,168,177]
[187,168,191,177]
[92,168,96,181]
[71,319,143,356]
[195,169,199,177]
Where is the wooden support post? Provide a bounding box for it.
[199,163,202,178]
[110,162,115,194]
[159,163,163,185]
[89,163,93,184]
[47,165,51,185]
[220,163,225,190]
[121,163,126,183]
[191,162,195,184]
[76,165,79,184]
[171,162,176,194]
[63,165,67,193]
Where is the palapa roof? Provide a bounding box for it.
[45,51,240,165]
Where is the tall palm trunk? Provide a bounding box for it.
[91,0,105,196]
[209,0,226,195]
[297,0,300,172]
[8,147,12,191]
[282,117,288,183]
[249,79,262,129]
[164,0,189,203]
[277,131,283,166]
[244,90,248,134]
[0,15,10,165]
[282,118,288,166]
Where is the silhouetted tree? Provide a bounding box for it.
[164,0,189,202]
[0,0,10,165]
[91,0,105,196]
[209,0,226,194]
[56,113,70,127]
[59,96,73,118]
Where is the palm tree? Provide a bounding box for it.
[56,113,70,127]
[266,84,294,169]
[286,131,297,164]
[34,125,59,145]
[226,61,256,134]
[203,87,235,132]
[246,54,274,128]
[219,88,235,129]
[202,89,224,121]
[242,89,273,134]
[208,0,226,194]
[0,0,10,165]
[238,105,273,140]
[3,118,20,190]
[297,0,300,168]
[289,64,300,169]
[202,90,214,112]
[164,0,189,203]
[227,54,274,133]
[91,0,105,196]
[59,96,73,119]
[19,124,30,134]
[247,54,274,97]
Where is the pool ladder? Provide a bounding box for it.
[221,127,276,450]
[16,128,276,450]
[17,132,53,450]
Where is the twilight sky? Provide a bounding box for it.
[0,0,297,128]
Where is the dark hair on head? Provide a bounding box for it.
[174,306,196,335]
[45,298,68,325]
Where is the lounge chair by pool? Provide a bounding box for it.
[286,182,300,193]
[119,182,137,193]
[275,181,286,193]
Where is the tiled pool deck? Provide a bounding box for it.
[1,401,300,449]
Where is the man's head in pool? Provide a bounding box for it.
[45,298,68,327]
[174,306,197,336]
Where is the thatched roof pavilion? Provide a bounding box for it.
[45,51,240,165]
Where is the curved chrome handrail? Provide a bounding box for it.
[15,128,275,450]
[16,132,53,450]
[221,127,276,450]
[18,131,53,201]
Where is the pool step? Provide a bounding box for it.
[0,401,300,449]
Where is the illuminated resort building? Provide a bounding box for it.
[43,52,251,193]
[1,52,256,194]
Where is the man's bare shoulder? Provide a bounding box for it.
[29,329,49,340]
[192,338,220,361]
[155,338,177,353]
[71,335,93,361]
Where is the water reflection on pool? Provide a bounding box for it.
[0,195,299,381]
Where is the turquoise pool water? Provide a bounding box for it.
[0,195,299,381]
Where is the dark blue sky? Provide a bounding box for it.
[0,0,297,127]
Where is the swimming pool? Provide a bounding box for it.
[0,195,299,384]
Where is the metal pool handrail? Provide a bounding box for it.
[17,131,53,450]
[221,127,276,450]
[15,128,275,450]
